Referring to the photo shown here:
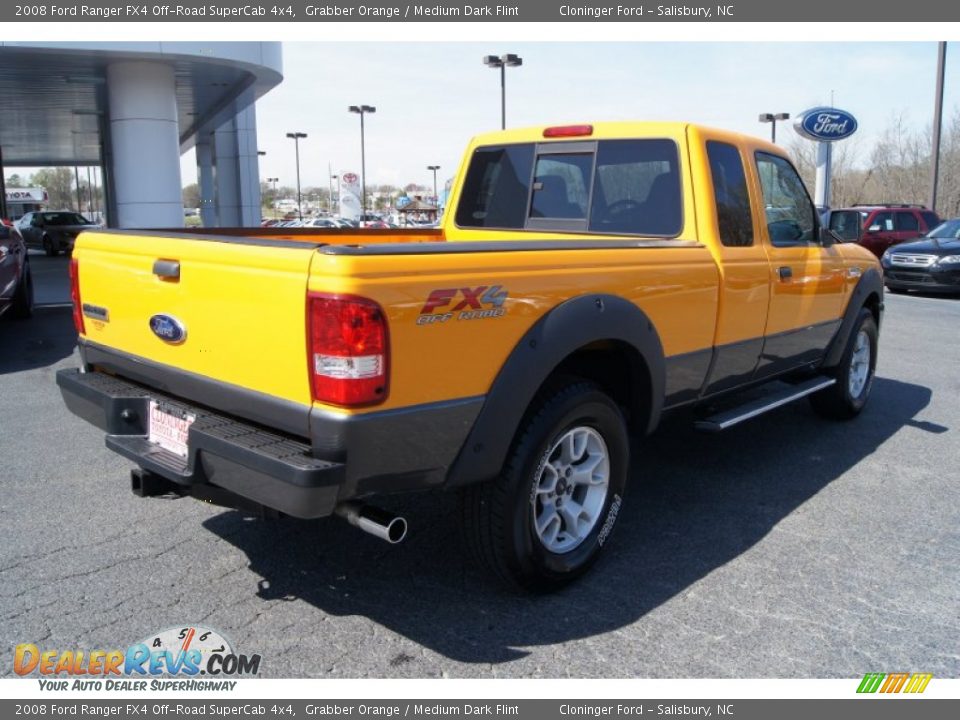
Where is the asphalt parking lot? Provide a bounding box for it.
[1,251,958,678]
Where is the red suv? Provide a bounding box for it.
[825,204,941,259]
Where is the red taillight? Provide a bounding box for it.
[69,257,85,335]
[307,293,388,407]
[543,124,594,138]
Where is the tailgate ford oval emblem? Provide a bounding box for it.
[149,314,187,344]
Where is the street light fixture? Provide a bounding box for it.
[285,132,307,220]
[483,53,523,130]
[427,165,440,212]
[758,112,790,143]
[348,105,376,218]
[267,176,279,218]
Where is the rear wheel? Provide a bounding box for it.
[809,308,877,419]
[12,261,34,319]
[462,381,629,592]
[42,235,58,257]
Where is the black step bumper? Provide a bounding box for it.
[56,368,344,518]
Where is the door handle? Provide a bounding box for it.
[153,259,180,279]
[778,266,793,281]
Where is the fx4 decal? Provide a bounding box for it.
[418,285,509,325]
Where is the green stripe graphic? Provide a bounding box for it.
[857,673,885,693]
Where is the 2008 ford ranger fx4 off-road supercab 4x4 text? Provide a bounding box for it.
[58,122,883,591]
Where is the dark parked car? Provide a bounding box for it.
[0,219,33,319]
[824,204,941,259]
[881,218,960,294]
[17,210,98,256]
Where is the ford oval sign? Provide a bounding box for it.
[149,314,187,344]
[794,107,858,142]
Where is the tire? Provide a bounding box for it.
[461,381,629,592]
[809,308,878,420]
[12,261,34,320]
[42,235,58,257]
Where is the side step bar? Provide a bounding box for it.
[695,377,836,433]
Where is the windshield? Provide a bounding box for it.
[927,219,960,238]
[41,212,90,226]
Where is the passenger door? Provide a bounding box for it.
[753,152,845,378]
[693,133,771,394]
[861,211,895,257]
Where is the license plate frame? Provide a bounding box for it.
[147,401,196,458]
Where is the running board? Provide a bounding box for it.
[694,377,836,433]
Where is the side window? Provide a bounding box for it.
[706,141,753,247]
[530,154,592,219]
[896,212,919,232]
[588,139,682,236]
[455,144,535,229]
[868,212,893,232]
[921,211,940,229]
[755,153,816,247]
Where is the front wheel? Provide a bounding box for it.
[461,381,629,592]
[810,308,878,419]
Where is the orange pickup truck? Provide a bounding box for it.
[57,122,883,590]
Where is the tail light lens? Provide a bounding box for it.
[69,257,85,335]
[543,124,594,138]
[308,293,389,407]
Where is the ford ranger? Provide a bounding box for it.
[57,122,883,590]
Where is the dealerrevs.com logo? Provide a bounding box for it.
[857,673,933,694]
[14,625,261,691]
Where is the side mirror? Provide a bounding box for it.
[819,226,836,247]
[827,210,862,242]
[867,224,881,233]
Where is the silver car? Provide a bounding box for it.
[17,211,98,256]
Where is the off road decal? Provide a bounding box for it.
[417,285,508,325]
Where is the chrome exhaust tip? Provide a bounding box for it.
[335,501,408,544]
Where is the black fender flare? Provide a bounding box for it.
[822,267,884,369]
[445,294,666,488]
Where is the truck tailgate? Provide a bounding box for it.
[74,231,320,412]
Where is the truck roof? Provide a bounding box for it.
[467,121,779,150]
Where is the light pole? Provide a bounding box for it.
[483,53,522,130]
[267,177,278,218]
[929,41,947,212]
[348,105,375,218]
[329,173,338,214]
[427,164,440,215]
[286,132,307,220]
[758,112,790,143]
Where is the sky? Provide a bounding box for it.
[179,41,959,192]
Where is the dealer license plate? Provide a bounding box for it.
[148,401,196,458]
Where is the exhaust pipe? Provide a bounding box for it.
[335,501,408,544]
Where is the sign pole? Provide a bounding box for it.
[814,142,832,209]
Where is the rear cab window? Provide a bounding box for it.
[456,138,683,237]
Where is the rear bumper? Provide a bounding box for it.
[57,366,486,519]
[57,368,344,518]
